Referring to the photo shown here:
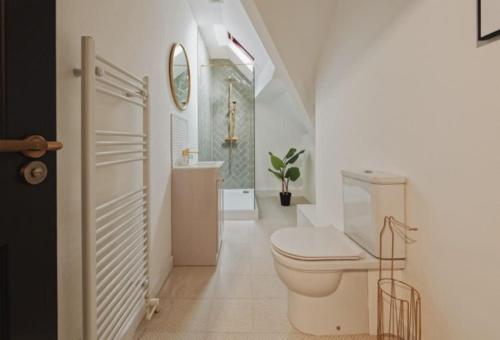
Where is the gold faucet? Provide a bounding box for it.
[182,148,198,158]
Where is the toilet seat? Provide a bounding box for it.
[271,227,366,261]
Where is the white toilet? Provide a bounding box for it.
[271,170,407,336]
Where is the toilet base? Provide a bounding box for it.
[287,271,369,336]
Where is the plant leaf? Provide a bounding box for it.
[285,149,305,164]
[268,168,283,180]
[269,152,285,170]
[285,167,301,181]
[285,148,297,159]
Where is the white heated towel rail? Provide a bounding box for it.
[78,36,158,340]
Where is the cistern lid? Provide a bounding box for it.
[341,169,406,184]
[271,227,365,261]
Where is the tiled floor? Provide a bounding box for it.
[135,196,375,340]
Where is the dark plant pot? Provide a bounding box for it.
[280,192,292,206]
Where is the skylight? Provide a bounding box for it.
[228,33,254,71]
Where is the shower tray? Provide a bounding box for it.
[223,188,259,220]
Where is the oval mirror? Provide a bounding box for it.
[169,43,191,111]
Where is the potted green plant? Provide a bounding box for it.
[268,148,305,206]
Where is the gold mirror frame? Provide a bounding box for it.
[168,43,191,111]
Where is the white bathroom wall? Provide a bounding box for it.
[56,0,199,338]
[186,32,200,151]
[255,89,314,201]
[316,1,500,339]
[301,134,315,203]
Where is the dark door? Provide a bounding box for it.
[0,0,58,339]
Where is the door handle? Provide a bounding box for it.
[0,135,63,158]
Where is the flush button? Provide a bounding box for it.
[364,170,373,174]
[21,161,48,185]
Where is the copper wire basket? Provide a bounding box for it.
[377,216,421,340]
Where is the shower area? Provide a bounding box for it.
[198,59,257,220]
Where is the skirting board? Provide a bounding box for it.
[224,207,259,220]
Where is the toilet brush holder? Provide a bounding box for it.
[377,216,421,340]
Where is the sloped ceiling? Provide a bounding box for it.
[186,0,275,94]
[242,0,335,123]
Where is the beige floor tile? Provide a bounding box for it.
[206,333,254,340]
[251,334,304,340]
[160,267,217,299]
[209,299,253,332]
[252,299,297,333]
[248,223,278,237]
[217,255,252,275]
[251,257,276,275]
[223,221,253,244]
[134,328,145,340]
[164,299,213,332]
[302,336,375,340]
[139,299,174,332]
[212,334,374,340]
[219,242,252,260]
[249,241,273,260]
[139,332,207,340]
[251,275,287,299]
[207,334,368,340]
[214,274,253,298]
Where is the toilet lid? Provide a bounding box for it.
[271,227,365,261]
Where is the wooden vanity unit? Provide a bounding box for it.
[172,162,224,265]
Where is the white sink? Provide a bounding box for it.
[174,161,224,169]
